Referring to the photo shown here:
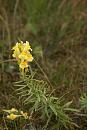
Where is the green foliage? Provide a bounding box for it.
[80,94,87,112]
[15,73,78,129]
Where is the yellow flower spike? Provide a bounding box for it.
[7,113,21,120]
[12,41,33,71]
[19,61,28,69]
[20,111,28,119]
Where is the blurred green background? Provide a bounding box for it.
[0,0,87,129]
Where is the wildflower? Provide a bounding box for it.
[18,51,33,62]
[12,42,19,50]
[23,41,32,52]
[10,108,18,112]
[7,113,21,120]
[12,41,33,70]
[12,48,20,59]
[19,61,28,69]
[20,111,28,119]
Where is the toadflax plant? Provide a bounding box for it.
[12,41,33,76]
[11,41,78,130]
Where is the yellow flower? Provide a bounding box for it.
[12,43,20,59]
[19,61,28,69]
[23,41,32,52]
[7,113,21,120]
[12,42,19,50]
[12,50,20,59]
[19,51,33,62]
[18,41,24,51]
[26,52,33,62]
[20,111,28,119]
[12,41,33,70]
[10,108,18,112]
[12,42,23,50]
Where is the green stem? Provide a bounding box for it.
[29,65,33,77]
[21,69,25,79]
[14,121,18,130]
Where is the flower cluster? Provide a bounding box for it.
[3,108,28,120]
[12,41,33,70]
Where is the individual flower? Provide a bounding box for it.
[18,41,24,51]
[7,113,21,120]
[12,42,19,50]
[12,50,20,59]
[23,41,32,52]
[10,108,18,112]
[12,42,21,59]
[20,111,28,119]
[19,61,28,69]
[18,51,33,62]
